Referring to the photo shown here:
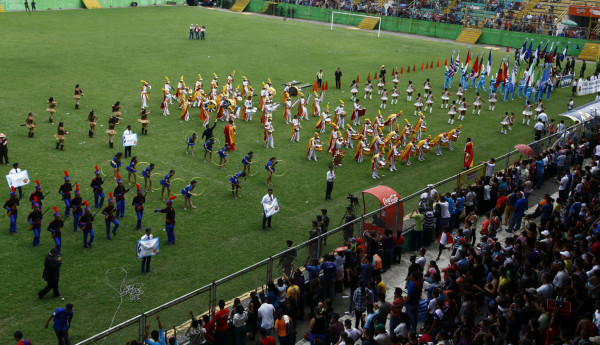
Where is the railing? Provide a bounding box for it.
[77,116,599,344]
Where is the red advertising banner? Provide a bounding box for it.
[569,4,600,18]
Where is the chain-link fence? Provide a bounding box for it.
[77,117,599,344]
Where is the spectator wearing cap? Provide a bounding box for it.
[560,250,573,273]
[553,261,568,291]
[507,192,527,233]
[374,324,390,345]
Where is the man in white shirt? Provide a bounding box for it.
[261,188,275,230]
[438,198,450,229]
[9,162,23,199]
[534,119,545,141]
[326,165,335,201]
[257,295,276,335]
[485,158,495,184]
[123,125,133,158]
[140,228,153,275]
[536,272,553,303]
[538,111,548,125]
[558,171,570,201]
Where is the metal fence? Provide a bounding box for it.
[76,116,598,344]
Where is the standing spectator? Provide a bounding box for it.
[321,255,336,300]
[189,24,195,39]
[534,155,545,188]
[484,158,495,184]
[0,133,8,166]
[534,119,545,140]
[335,68,343,89]
[145,315,166,345]
[409,209,424,251]
[274,309,292,345]
[24,0,30,11]
[45,303,73,345]
[325,165,335,200]
[232,304,248,345]
[38,247,62,299]
[507,192,526,233]
[200,26,206,40]
[213,299,229,345]
[352,281,368,328]
[258,295,276,335]
[389,287,404,335]
[405,271,421,332]
[140,228,153,275]
[31,0,36,10]
[195,24,200,39]
[123,125,133,158]
[437,197,450,230]
[329,313,344,344]
[308,307,328,345]
[258,327,275,345]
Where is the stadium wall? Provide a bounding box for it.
[0,0,183,11]
[247,0,591,57]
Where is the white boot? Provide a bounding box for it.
[478,109,481,115]
[429,107,432,113]
[451,119,454,124]
[527,119,530,125]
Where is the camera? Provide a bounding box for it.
[347,194,359,205]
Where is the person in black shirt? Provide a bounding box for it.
[38,247,62,299]
[156,195,177,245]
[30,179,45,209]
[91,166,105,208]
[58,171,72,217]
[0,133,8,166]
[335,68,343,89]
[4,187,19,234]
[202,119,218,141]
[70,185,83,232]
[379,65,387,83]
[79,201,94,248]
[28,198,43,246]
[114,175,127,218]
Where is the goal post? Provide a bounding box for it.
[330,11,382,38]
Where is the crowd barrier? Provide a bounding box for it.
[0,0,184,11]
[76,116,599,344]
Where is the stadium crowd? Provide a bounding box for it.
[105,124,600,345]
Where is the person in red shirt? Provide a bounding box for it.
[495,192,509,218]
[389,287,405,334]
[214,299,230,345]
[258,327,276,345]
[203,314,215,344]
[13,331,32,345]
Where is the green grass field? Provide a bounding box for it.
[0,6,595,343]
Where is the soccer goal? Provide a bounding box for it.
[330,11,382,37]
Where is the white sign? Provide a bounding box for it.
[5,170,30,188]
[137,238,160,258]
[577,78,600,96]
[123,133,138,147]
[263,197,280,218]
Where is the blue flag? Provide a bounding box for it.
[525,40,533,60]
[560,43,569,61]
[520,38,528,61]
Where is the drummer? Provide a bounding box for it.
[344,124,357,149]
[316,105,331,134]
[360,118,373,138]
[387,143,400,172]
[352,99,362,126]
[291,114,302,142]
[264,114,275,148]
[371,153,385,179]
[334,100,345,128]
[354,135,369,163]
[312,91,324,117]
[307,132,321,161]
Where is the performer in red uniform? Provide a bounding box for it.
[463,137,474,170]
[224,119,236,151]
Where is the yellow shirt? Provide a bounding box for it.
[377,281,387,296]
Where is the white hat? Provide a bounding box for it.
[559,251,571,258]
[0,133,4,138]
[541,230,550,237]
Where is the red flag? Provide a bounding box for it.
[465,49,471,67]
[470,55,480,79]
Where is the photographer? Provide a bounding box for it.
[343,206,356,241]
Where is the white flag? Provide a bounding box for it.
[263,197,280,218]
[6,169,30,188]
[137,238,160,258]
[123,133,138,147]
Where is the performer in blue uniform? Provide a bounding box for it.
[265,157,277,186]
[160,170,175,201]
[48,207,64,254]
[91,166,105,208]
[70,185,83,232]
[132,184,146,230]
[125,156,139,185]
[476,73,487,92]
[110,152,123,179]
[58,171,72,217]
[186,132,198,155]
[229,171,246,199]
[203,138,215,162]
[103,192,119,239]
[181,180,198,210]
[28,197,43,246]
[156,196,177,245]
[79,200,95,248]
[141,163,155,192]
[114,174,126,218]
[4,187,19,234]
[242,151,254,175]
[217,143,229,169]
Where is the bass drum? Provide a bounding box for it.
[205,100,217,112]
[222,99,232,109]
[289,86,299,97]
